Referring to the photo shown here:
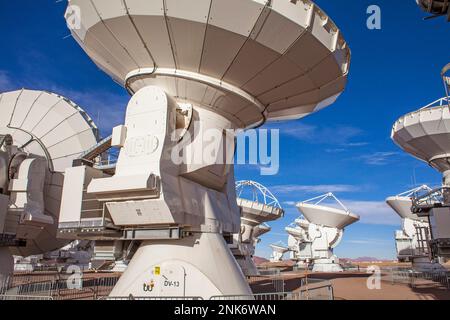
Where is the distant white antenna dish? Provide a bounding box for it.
[233,180,283,276]
[253,223,271,239]
[386,185,442,270]
[269,241,289,262]
[270,241,288,251]
[386,185,431,221]
[285,225,304,239]
[287,193,359,272]
[297,193,359,229]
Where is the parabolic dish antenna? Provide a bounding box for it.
[0,89,98,256]
[253,223,271,238]
[296,193,359,229]
[295,218,310,229]
[270,242,289,254]
[66,0,350,128]
[64,0,351,298]
[392,97,450,173]
[386,185,432,222]
[269,241,288,262]
[236,180,284,225]
[285,226,303,239]
[233,181,282,276]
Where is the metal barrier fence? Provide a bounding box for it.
[292,265,308,272]
[247,275,285,293]
[257,268,281,276]
[100,296,204,300]
[5,271,71,288]
[0,295,53,300]
[0,277,9,295]
[212,279,333,300]
[210,292,299,300]
[1,273,333,301]
[299,279,334,300]
[391,269,450,289]
[1,274,120,300]
[101,283,333,301]
[211,285,333,300]
[341,266,363,272]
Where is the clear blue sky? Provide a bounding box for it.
[0,1,449,259]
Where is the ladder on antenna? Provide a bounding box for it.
[415,226,431,258]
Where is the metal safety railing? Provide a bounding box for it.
[102,284,333,301]
[257,268,281,276]
[299,279,334,300]
[210,292,298,300]
[100,296,204,300]
[211,285,333,301]
[0,294,53,300]
[1,273,120,300]
[391,269,450,289]
[1,273,334,301]
[213,278,333,300]
[247,275,285,293]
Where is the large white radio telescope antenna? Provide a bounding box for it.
[63,0,351,299]
[0,89,99,281]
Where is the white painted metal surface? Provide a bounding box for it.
[269,242,288,262]
[386,196,422,221]
[386,185,431,222]
[63,0,351,298]
[66,0,350,128]
[392,98,450,173]
[0,89,98,263]
[297,193,359,229]
[391,66,450,264]
[253,223,271,238]
[385,185,439,269]
[237,198,284,232]
[110,233,252,298]
[233,180,284,276]
[286,226,305,239]
[58,86,248,298]
[0,90,98,172]
[287,193,359,271]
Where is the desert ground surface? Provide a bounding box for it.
[250,271,450,300]
[253,260,450,300]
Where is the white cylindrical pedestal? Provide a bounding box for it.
[110,233,252,299]
[312,257,343,272]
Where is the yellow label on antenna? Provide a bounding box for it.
[154,266,161,275]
